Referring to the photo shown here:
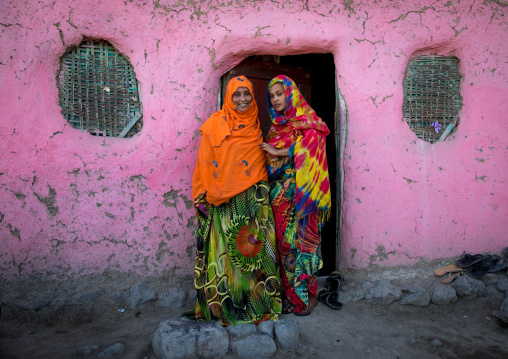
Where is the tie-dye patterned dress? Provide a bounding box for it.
[265,75,331,315]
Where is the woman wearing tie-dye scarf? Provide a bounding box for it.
[259,75,331,316]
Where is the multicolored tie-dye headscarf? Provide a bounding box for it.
[265,75,331,224]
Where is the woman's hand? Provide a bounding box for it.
[259,142,289,157]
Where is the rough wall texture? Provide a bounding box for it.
[0,0,506,281]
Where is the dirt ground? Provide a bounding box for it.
[1,292,507,359]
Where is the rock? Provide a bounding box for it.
[77,344,99,356]
[485,285,504,301]
[482,273,498,286]
[500,298,508,323]
[361,281,375,291]
[431,285,457,305]
[130,283,156,308]
[198,321,230,359]
[50,297,66,309]
[365,280,402,305]
[496,276,508,292]
[493,298,508,323]
[105,290,125,303]
[274,319,299,349]
[32,298,51,311]
[452,276,486,300]
[158,287,187,308]
[230,334,276,359]
[188,288,197,300]
[98,343,125,357]
[257,320,274,338]
[228,323,257,337]
[451,275,474,296]
[153,318,199,359]
[400,286,430,307]
[78,290,105,304]
[152,317,229,359]
[430,339,442,347]
[342,282,356,291]
[18,297,51,311]
[296,343,308,355]
[340,288,366,304]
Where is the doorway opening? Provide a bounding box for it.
[221,54,339,275]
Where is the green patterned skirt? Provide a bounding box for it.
[193,181,281,326]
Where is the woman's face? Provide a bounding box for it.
[232,87,253,112]
[269,82,287,112]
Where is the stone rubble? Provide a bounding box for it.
[98,343,126,357]
[158,287,187,308]
[496,276,508,292]
[227,323,257,337]
[130,283,157,308]
[400,285,431,307]
[365,279,402,305]
[152,318,227,359]
[499,298,508,323]
[78,290,105,304]
[18,297,51,311]
[339,282,366,303]
[230,334,277,359]
[5,264,507,358]
[257,320,274,338]
[76,344,99,356]
[431,285,458,305]
[152,317,300,359]
[273,319,299,349]
[452,275,486,300]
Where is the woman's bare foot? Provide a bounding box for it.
[308,293,318,308]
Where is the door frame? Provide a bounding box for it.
[335,72,347,270]
[218,56,346,271]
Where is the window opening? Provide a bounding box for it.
[403,55,462,143]
[58,39,143,138]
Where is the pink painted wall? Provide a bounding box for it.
[0,0,506,280]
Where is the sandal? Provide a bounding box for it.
[434,263,461,277]
[329,271,342,280]
[466,255,498,279]
[326,272,343,293]
[317,289,343,310]
[488,257,508,273]
[281,297,294,314]
[456,254,485,268]
[294,303,316,316]
[442,270,464,284]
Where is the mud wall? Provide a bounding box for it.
[0,0,506,281]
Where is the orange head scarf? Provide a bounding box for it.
[192,76,268,206]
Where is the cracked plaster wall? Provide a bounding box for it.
[0,0,506,281]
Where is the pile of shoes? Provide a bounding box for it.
[317,271,343,310]
[434,247,508,284]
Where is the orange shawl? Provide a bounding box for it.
[192,76,268,206]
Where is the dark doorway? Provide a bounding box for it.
[221,54,338,275]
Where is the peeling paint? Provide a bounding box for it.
[33,185,59,217]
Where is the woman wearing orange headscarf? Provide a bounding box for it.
[191,76,281,326]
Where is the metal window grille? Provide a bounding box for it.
[58,40,142,138]
[403,55,462,143]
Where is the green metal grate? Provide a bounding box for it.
[403,55,462,143]
[58,40,142,138]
